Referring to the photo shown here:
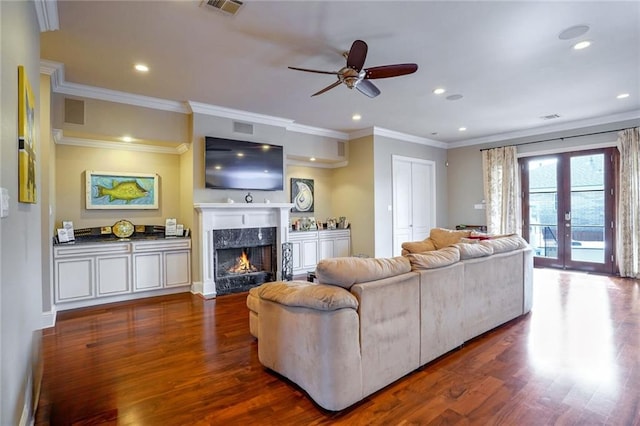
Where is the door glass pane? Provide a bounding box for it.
[570,154,605,263]
[528,158,558,258]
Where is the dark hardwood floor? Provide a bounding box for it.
[36,269,640,425]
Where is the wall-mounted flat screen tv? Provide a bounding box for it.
[205,136,284,191]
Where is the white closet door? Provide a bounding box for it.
[392,156,436,256]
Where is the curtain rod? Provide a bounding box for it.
[479,127,630,152]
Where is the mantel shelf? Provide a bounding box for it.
[194,203,294,210]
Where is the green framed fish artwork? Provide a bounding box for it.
[85,171,159,210]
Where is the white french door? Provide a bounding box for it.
[392,156,436,256]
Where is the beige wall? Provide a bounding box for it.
[286,165,335,223]
[332,136,375,257]
[52,95,188,146]
[55,145,183,229]
[446,119,640,230]
[0,1,44,424]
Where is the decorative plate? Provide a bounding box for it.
[112,219,134,238]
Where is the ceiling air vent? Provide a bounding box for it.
[204,0,243,15]
[540,114,561,120]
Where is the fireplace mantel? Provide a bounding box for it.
[194,203,293,298]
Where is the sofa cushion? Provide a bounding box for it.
[453,242,494,259]
[401,238,437,254]
[406,247,460,270]
[480,235,528,253]
[316,256,411,289]
[429,227,472,249]
[257,281,358,311]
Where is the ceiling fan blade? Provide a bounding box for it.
[364,63,418,79]
[311,80,342,97]
[288,66,339,76]
[355,79,381,98]
[346,39,368,71]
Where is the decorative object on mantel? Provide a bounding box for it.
[85,170,158,210]
[245,192,253,203]
[291,178,314,212]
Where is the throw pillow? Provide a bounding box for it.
[258,281,359,311]
[429,227,472,249]
[401,238,437,254]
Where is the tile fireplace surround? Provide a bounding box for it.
[194,203,293,298]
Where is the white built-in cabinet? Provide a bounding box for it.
[53,238,191,310]
[289,229,350,275]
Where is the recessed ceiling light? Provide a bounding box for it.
[617,93,630,99]
[572,40,591,50]
[121,136,133,142]
[215,165,222,170]
[446,94,463,101]
[310,157,316,162]
[558,25,590,40]
[134,64,149,72]
[352,114,361,121]
[458,127,467,132]
[433,88,446,95]
[237,152,244,157]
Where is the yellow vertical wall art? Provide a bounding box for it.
[18,65,37,203]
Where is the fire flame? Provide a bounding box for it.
[228,250,257,274]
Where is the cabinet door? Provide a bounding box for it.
[334,237,351,257]
[164,251,191,287]
[97,255,131,296]
[301,240,318,270]
[55,258,94,302]
[133,253,163,291]
[318,239,334,261]
[290,240,303,272]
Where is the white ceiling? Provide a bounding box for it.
[40,1,640,145]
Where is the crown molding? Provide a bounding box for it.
[448,110,640,149]
[34,0,59,32]
[53,129,186,155]
[41,61,188,113]
[187,101,295,128]
[286,123,349,140]
[349,126,448,149]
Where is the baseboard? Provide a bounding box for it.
[190,281,216,299]
[41,307,57,329]
[18,372,34,426]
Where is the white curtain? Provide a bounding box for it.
[616,127,640,278]
[482,146,521,235]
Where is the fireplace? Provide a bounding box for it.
[194,203,293,298]
[213,227,276,295]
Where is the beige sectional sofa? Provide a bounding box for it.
[246,228,533,411]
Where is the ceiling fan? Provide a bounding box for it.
[288,39,418,98]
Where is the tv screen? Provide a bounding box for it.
[205,137,284,191]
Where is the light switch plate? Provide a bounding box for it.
[1,187,9,218]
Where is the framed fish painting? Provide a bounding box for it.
[290,178,314,213]
[85,171,159,209]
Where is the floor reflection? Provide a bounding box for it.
[528,269,618,394]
